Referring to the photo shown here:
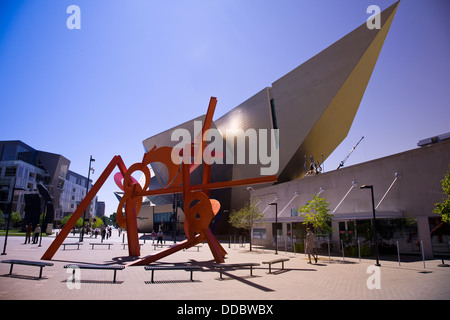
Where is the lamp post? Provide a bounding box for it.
[172,193,179,243]
[80,155,95,242]
[269,201,278,255]
[38,201,51,247]
[2,178,24,255]
[360,185,380,266]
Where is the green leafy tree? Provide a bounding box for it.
[61,213,83,228]
[109,212,117,227]
[91,217,104,229]
[0,210,5,227]
[296,194,333,235]
[0,211,5,227]
[433,165,450,224]
[0,211,22,228]
[229,200,264,251]
[11,211,22,227]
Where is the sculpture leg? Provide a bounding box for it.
[125,189,141,257]
[41,156,126,260]
[127,239,196,266]
[204,228,226,263]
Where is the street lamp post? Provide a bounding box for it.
[360,185,380,266]
[80,155,95,242]
[269,202,278,255]
[38,201,51,247]
[172,193,179,243]
[2,178,24,255]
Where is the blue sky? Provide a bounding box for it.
[1,0,449,217]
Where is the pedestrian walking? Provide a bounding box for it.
[100,225,106,241]
[305,228,317,264]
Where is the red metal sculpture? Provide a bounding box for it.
[41,97,277,265]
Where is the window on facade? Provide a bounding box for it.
[253,228,266,240]
[272,222,282,239]
[17,151,32,163]
[0,191,9,201]
[154,212,172,223]
[57,178,65,190]
[1,145,17,161]
[429,216,450,255]
[5,167,17,176]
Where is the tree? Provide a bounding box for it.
[433,165,450,224]
[296,194,333,235]
[109,212,117,227]
[0,210,5,227]
[229,200,264,251]
[61,214,83,228]
[91,217,104,229]
[11,211,22,227]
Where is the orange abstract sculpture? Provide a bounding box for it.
[41,97,277,265]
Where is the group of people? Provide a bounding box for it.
[24,224,41,244]
[23,223,318,263]
[91,225,113,240]
[151,229,165,245]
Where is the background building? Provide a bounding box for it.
[0,140,98,229]
[96,201,106,218]
[60,170,96,219]
[139,3,400,235]
[250,135,450,259]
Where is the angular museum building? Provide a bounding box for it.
[133,2,449,258]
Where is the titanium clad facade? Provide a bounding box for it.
[272,1,399,182]
[214,88,275,210]
[139,3,399,234]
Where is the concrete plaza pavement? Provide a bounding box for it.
[0,230,449,301]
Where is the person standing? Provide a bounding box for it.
[305,228,317,264]
[157,230,164,247]
[100,225,106,241]
[32,224,41,244]
[24,224,32,244]
[151,230,156,244]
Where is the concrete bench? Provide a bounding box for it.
[183,245,202,252]
[62,243,83,250]
[64,264,125,283]
[89,243,113,250]
[262,258,290,273]
[152,243,172,250]
[1,259,54,278]
[144,265,203,283]
[214,263,260,280]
